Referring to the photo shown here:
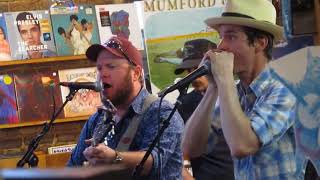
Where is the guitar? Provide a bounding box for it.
[91,99,117,147]
[83,101,117,167]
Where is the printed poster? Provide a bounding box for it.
[0,74,19,124]
[95,3,143,49]
[270,46,320,175]
[4,10,56,60]
[143,0,224,101]
[14,69,63,122]
[0,13,12,61]
[51,4,100,56]
[58,67,102,117]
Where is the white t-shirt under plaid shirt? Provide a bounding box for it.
[212,67,301,180]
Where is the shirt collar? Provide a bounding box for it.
[130,88,150,115]
[250,66,274,97]
[237,66,273,98]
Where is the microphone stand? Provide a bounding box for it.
[132,86,188,179]
[17,88,78,168]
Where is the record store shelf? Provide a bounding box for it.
[0,55,96,129]
[0,55,95,75]
[0,116,89,129]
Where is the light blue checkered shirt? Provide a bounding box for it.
[213,67,301,180]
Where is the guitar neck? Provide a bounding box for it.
[92,111,115,147]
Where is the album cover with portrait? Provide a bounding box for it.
[0,13,12,61]
[95,3,143,50]
[14,69,63,122]
[0,74,19,124]
[50,4,100,56]
[4,10,57,60]
[58,67,101,118]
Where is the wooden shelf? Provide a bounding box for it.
[0,55,86,66]
[0,116,89,129]
[0,55,96,129]
[0,55,96,74]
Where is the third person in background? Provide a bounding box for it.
[176,39,234,180]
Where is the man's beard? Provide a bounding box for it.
[109,69,134,107]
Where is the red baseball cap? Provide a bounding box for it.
[86,36,143,67]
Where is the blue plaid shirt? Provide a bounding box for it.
[213,67,299,180]
[67,89,184,180]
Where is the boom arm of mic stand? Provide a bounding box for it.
[17,88,79,168]
[132,87,187,179]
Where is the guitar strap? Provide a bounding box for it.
[116,94,158,151]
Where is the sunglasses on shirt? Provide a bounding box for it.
[105,40,136,66]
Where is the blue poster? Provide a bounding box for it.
[270,46,320,175]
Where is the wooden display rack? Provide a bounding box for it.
[0,55,95,129]
[0,55,96,168]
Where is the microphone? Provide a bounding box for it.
[158,60,211,97]
[59,81,103,92]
